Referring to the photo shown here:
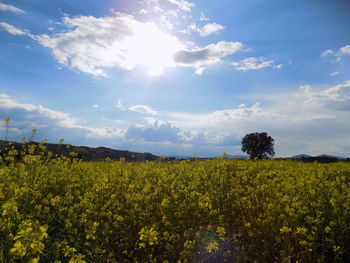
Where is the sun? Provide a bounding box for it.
[125,23,184,76]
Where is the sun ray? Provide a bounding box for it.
[124,23,184,76]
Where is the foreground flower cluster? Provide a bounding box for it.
[0,145,349,262]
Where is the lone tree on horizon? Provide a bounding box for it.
[241,132,275,160]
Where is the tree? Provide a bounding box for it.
[241,132,275,160]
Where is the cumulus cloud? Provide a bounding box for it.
[0,9,255,77]
[174,41,243,67]
[1,1,281,81]
[128,105,158,115]
[180,22,225,37]
[207,103,265,123]
[231,57,274,72]
[2,79,350,157]
[198,23,225,36]
[0,22,27,35]
[0,2,25,14]
[138,0,194,29]
[168,0,195,12]
[124,118,235,152]
[126,120,182,142]
[321,44,350,61]
[0,93,124,139]
[179,23,197,35]
[32,13,184,76]
[164,81,350,156]
[300,80,350,111]
[337,45,350,56]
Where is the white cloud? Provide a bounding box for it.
[194,67,205,75]
[180,23,197,35]
[274,64,284,69]
[85,126,125,138]
[337,45,350,56]
[138,0,194,30]
[180,22,225,37]
[118,101,159,116]
[116,100,126,110]
[321,45,350,60]
[0,2,25,14]
[202,103,286,133]
[168,0,195,12]
[124,118,234,152]
[321,49,334,57]
[2,78,350,157]
[198,23,225,37]
[0,93,246,156]
[92,104,98,108]
[0,22,26,35]
[126,120,182,142]
[164,81,350,156]
[118,101,158,116]
[231,57,274,71]
[0,93,125,139]
[207,103,264,122]
[174,41,243,67]
[128,105,158,115]
[199,12,209,21]
[1,5,280,79]
[139,8,148,14]
[300,80,350,111]
[34,13,184,76]
[330,72,340,76]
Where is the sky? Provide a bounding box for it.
[0,0,350,157]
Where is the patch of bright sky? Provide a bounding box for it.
[1,0,350,157]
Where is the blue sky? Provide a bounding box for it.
[1,0,350,157]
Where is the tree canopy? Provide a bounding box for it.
[241,132,275,160]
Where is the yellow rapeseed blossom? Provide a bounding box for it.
[0,149,349,262]
[206,240,219,253]
[280,226,292,234]
[139,226,159,247]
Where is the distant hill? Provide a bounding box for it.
[0,140,159,161]
[315,154,346,160]
[291,154,312,159]
[289,153,348,163]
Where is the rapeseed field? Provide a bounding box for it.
[1,145,349,262]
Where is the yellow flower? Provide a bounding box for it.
[206,241,219,253]
[216,226,226,240]
[139,226,159,246]
[280,226,292,234]
[324,226,331,233]
[244,222,251,228]
[295,226,307,235]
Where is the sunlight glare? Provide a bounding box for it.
[125,23,184,76]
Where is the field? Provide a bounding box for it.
[1,146,350,262]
